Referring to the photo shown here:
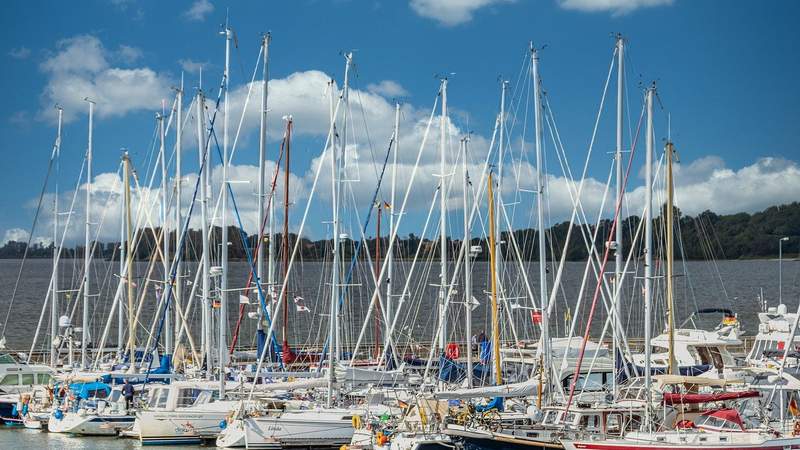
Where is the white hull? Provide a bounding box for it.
[563,432,800,450]
[137,400,239,444]
[48,410,135,436]
[216,409,356,448]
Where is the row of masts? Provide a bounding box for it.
[39,29,681,414]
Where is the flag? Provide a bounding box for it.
[531,310,543,325]
[239,295,250,304]
[296,304,310,313]
[293,296,304,303]
[383,201,391,210]
[790,394,800,417]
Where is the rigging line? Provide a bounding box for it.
[1,141,57,337]
[563,92,646,415]
[229,134,286,353]
[318,134,395,370]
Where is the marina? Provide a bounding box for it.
[1,1,800,450]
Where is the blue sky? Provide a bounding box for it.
[2,0,799,244]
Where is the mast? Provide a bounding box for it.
[123,151,136,373]
[197,88,213,379]
[118,172,125,360]
[385,102,399,350]
[488,172,502,385]
[257,33,271,336]
[219,22,232,397]
[159,103,172,358]
[174,79,183,356]
[613,34,625,392]
[328,52,353,407]
[282,119,292,348]
[51,106,63,367]
[531,43,549,397]
[82,98,94,370]
[495,80,507,317]
[374,205,382,359]
[461,137,473,387]
[643,85,655,429]
[666,139,677,375]
[438,78,449,352]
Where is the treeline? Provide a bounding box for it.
[2,202,798,261]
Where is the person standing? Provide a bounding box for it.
[122,379,135,411]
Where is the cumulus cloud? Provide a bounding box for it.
[409,0,515,26]
[367,80,408,98]
[8,47,31,59]
[38,35,171,123]
[179,58,209,74]
[116,44,143,64]
[556,0,674,16]
[183,0,214,22]
[2,228,30,245]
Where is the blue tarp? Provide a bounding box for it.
[69,382,111,400]
[475,396,504,413]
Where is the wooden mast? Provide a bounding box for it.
[488,172,502,385]
[666,140,677,375]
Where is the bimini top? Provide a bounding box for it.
[696,408,745,432]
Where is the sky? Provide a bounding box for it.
[1,0,799,246]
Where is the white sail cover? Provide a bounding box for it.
[254,377,327,391]
[433,378,540,399]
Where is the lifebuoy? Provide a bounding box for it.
[352,414,362,429]
[445,343,460,360]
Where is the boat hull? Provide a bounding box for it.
[217,411,355,449]
[48,411,135,436]
[137,408,233,445]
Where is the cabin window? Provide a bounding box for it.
[20,373,34,385]
[148,388,169,408]
[0,374,19,385]
[0,354,16,364]
[177,388,202,408]
[562,372,606,392]
[37,373,51,385]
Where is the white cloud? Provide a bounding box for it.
[183,0,214,22]
[409,0,515,26]
[117,44,143,64]
[2,228,29,245]
[366,80,409,98]
[179,58,208,74]
[38,35,171,123]
[556,0,673,16]
[8,47,31,59]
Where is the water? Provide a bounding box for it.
[0,258,798,448]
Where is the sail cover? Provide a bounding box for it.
[433,377,540,399]
[662,390,760,405]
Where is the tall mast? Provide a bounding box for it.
[257,33,271,335]
[385,102,399,349]
[495,80,507,311]
[461,137,473,387]
[666,140,677,375]
[437,78,449,352]
[219,22,232,397]
[123,151,136,374]
[197,89,213,378]
[51,106,63,367]
[374,205,382,359]
[174,79,183,354]
[159,103,172,358]
[118,171,125,360]
[643,85,655,429]
[282,119,292,348]
[531,44,549,397]
[328,52,353,407]
[488,172,502,385]
[82,98,94,370]
[613,34,625,391]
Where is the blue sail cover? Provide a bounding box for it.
[438,355,489,383]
